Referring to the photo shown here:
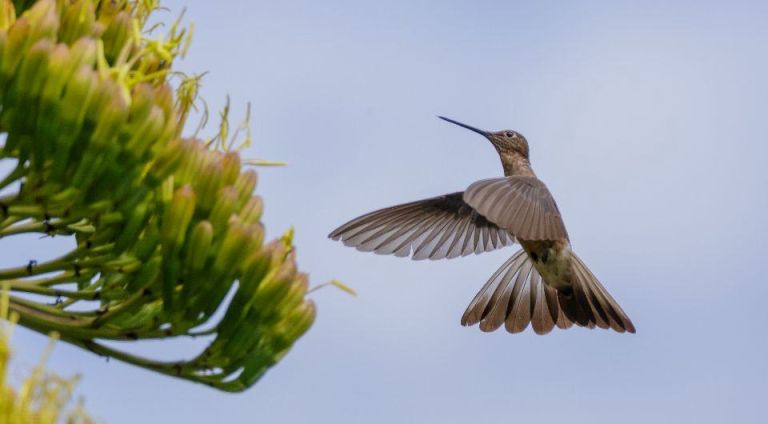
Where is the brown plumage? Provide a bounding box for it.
[328,192,515,260]
[329,116,635,334]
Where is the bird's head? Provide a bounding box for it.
[438,116,529,159]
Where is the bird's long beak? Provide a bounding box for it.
[438,116,490,137]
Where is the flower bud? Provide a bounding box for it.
[39,42,70,110]
[114,199,149,253]
[211,217,252,277]
[125,105,164,159]
[174,138,205,185]
[16,39,52,99]
[59,0,96,44]
[160,185,197,251]
[267,300,316,354]
[238,195,263,225]
[248,257,297,318]
[90,93,129,150]
[128,83,155,123]
[209,186,238,232]
[220,151,241,186]
[148,137,185,184]
[59,65,96,136]
[1,17,30,84]
[0,0,16,31]
[67,36,97,72]
[282,300,316,344]
[194,159,224,213]
[234,169,257,207]
[100,10,131,63]
[274,272,309,317]
[22,0,59,44]
[154,83,175,123]
[185,220,213,273]
[238,239,280,290]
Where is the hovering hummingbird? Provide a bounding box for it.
[329,116,635,334]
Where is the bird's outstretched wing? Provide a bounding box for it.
[329,192,516,260]
[463,176,569,241]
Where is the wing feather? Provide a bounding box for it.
[330,192,515,260]
[464,177,569,241]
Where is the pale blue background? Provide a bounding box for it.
[5,1,768,422]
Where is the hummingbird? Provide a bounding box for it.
[329,116,635,334]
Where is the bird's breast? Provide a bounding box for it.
[519,239,573,291]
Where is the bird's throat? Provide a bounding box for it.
[500,152,536,177]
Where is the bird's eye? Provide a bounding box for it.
[505,131,515,138]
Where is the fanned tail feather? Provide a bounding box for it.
[461,251,635,334]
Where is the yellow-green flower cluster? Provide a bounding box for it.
[0,290,94,424]
[0,0,316,391]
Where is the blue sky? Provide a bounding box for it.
[6,1,768,422]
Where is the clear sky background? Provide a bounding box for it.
[5,1,768,422]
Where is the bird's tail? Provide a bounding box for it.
[461,250,635,334]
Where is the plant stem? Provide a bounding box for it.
[0,217,81,237]
[0,246,96,280]
[6,284,99,300]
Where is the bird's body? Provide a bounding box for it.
[330,116,635,334]
[520,238,573,292]
[493,134,574,294]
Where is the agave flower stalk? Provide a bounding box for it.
[0,0,317,392]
